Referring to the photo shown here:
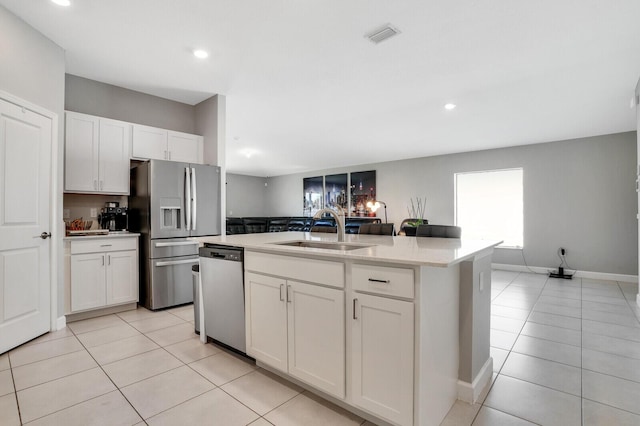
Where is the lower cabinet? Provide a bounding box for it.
[70,237,138,313]
[246,272,345,398]
[351,282,415,426]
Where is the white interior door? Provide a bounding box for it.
[0,97,52,354]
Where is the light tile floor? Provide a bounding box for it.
[442,271,640,426]
[1,272,639,425]
[1,304,366,425]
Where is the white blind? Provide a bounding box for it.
[455,168,523,247]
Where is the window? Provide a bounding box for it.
[455,168,523,248]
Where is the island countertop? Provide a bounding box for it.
[192,232,501,267]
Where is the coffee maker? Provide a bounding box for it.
[98,202,128,231]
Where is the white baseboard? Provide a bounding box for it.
[492,263,638,283]
[56,315,66,330]
[457,357,493,404]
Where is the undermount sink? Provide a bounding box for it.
[272,241,373,251]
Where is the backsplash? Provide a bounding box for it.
[63,193,128,229]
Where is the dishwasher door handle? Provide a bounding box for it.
[155,259,200,267]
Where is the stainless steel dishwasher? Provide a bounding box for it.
[198,244,246,354]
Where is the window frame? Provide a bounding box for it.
[454,167,524,249]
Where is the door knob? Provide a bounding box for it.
[39,232,51,239]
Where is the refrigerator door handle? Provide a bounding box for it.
[185,167,191,231]
[191,167,197,231]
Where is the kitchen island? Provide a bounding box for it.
[195,232,500,426]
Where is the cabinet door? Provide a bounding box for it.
[132,124,167,160]
[64,112,99,192]
[98,118,131,194]
[168,131,202,163]
[245,272,288,372]
[71,253,106,312]
[287,281,345,398]
[106,250,138,305]
[351,293,414,426]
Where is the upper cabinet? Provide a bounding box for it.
[132,124,203,164]
[64,112,205,194]
[64,112,131,194]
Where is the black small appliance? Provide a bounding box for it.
[98,202,128,231]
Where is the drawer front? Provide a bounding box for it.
[352,264,414,299]
[71,237,137,255]
[245,251,344,289]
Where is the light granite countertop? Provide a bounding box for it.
[192,232,501,267]
[63,231,141,241]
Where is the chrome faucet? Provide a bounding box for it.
[313,207,346,242]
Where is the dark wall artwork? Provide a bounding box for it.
[350,170,376,217]
[303,176,324,216]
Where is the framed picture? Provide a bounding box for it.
[350,170,376,217]
[303,176,324,216]
[324,173,348,213]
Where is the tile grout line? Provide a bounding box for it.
[65,318,149,425]
[479,272,577,425]
[7,349,23,426]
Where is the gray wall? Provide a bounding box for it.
[226,173,269,217]
[266,132,638,275]
[0,6,66,318]
[65,74,196,133]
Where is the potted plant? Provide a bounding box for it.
[404,197,427,236]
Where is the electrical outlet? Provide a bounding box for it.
[479,271,487,292]
[63,209,70,219]
[90,208,97,218]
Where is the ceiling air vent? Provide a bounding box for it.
[366,24,400,44]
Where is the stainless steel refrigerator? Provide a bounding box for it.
[130,160,221,310]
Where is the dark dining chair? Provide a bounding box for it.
[310,226,337,233]
[358,223,396,236]
[415,224,461,238]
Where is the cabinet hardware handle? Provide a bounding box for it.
[353,298,358,319]
[107,255,110,265]
[287,285,292,303]
[279,284,284,302]
[368,278,390,284]
[100,244,112,247]
[102,255,105,266]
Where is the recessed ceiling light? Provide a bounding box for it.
[444,103,456,110]
[51,0,71,6]
[239,148,258,159]
[193,49,208,59]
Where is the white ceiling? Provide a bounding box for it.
[3,1,640,177]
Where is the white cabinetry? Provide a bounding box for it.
[132,124,203,163]
[350,264,415,426]
[64,112,130,194]
[245,252,345,399]
[168,131,202,163]
[70,237,138,313]
[131,124,166,161]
